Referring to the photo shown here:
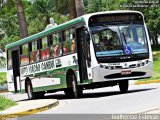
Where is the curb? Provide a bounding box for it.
[0,100,59,119]
[135,80,160,85]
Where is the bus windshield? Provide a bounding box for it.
[91,24,148,58]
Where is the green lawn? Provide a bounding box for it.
[0,95,17,111]
[0,72,7,85]
[136,51,160,83]
[146,57,160,80]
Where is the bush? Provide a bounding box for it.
[0,72,7,85]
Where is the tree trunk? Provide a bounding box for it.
[16,0,28,39]
[68,0,77,19]
[75,0,85,17]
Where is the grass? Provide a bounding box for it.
[136,51,160,83]
[0,95,17,111]
[0,72,7,85]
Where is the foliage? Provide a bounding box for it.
[0,57,6,68]
[26,0,55,26]
[0,95,17,111]
[0,36,20,51]
[55,0,77,19]
[0,72,6,85]
[0,0,69,49]
[84,0,124,13]
[0,2,19,37]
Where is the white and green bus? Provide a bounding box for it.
[6,10,153,99]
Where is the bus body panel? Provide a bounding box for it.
[18,53,79,93]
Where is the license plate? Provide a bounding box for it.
[121,70,132,75]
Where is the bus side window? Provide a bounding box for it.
[63,28,76,55]
[7,50,12,69]
[40,36,50,60]
[30,41,39,63]
[50,32,62,58]
[20,44,29,66]
[71,29,76,53]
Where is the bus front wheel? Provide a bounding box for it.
[118,80,129,93]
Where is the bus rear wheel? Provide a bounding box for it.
[64,73,82,98]
[27,80,34,100]
[118,80,129,93]
[26,80,44,99]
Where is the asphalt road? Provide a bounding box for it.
[37,82,160,114]
[4,82,160,120]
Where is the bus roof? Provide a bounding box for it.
[83,10,143,17]
[6,10,143,50]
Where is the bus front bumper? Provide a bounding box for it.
[92,61,153,83]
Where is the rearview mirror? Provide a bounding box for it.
[147,26,152,42]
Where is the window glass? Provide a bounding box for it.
[32,41,38,51]
[63,28,76,55]
[42,37,48,48]
[119,25,148,53]
[51,33,62,58]
[30,41,39,63]
[41,37,50,60]
[7,50,12,69]
[52,33,61,45]
[20,44,29,66]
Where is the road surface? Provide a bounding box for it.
[5,82,160,120]
[38,82,160,114]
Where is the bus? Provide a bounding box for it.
[6,10,153,99]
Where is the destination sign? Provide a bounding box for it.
[89,13,143,26]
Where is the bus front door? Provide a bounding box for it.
[76,28,88,83]
[12,49,21,93]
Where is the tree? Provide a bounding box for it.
[28,0,55,25]
[75,0,85,17]
[55,0,77,19]
[16,0,28,38]
[0,0,28,39]
[145,9,160,45]
[26,0,69,35]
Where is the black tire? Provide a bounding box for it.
[64,73,82,98]
[64,88,72,98]
[26,80,44,99]
[119,80,129,93]
[26,80,34,100]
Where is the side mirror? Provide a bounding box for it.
[147,27,152,42]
